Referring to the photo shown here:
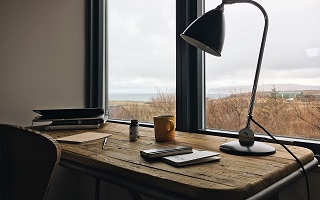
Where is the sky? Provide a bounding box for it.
[107,0,320,94]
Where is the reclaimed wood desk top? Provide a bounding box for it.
[35,123,316,200]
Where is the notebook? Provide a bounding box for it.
[56,132,111,143]
[162,150,220,167]
[33,108,104,119]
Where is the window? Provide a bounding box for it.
[204,0,320,141]
[107,0,176,123]
[94,0,320,156]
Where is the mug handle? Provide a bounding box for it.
[167,120,175,132]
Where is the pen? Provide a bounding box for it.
[102,137,108,149]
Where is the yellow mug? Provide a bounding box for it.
[154,115,176,142]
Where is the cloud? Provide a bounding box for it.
[108,0,320,94]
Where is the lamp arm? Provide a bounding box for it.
[219,1,276,155]
[224,0,269,129]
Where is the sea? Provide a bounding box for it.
[109,93,230,102]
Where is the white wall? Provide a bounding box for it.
[0,0,86,127]
[0,1,88,200]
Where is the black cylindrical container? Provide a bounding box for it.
[129,119,139,141]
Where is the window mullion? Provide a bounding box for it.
[176,0,204,132]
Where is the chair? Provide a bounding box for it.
[0,124,61,200]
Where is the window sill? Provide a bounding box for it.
[199,128,320,160]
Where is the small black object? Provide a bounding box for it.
[129,120,139,141]
[140,146,193,159]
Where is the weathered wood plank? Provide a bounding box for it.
[37,123,315,200]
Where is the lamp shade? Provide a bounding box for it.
[180,8,225,57]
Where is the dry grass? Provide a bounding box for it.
[207,93,320,139]
[108,91,175,122]
[109,92,320,139]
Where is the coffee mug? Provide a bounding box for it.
[154,115,176,142]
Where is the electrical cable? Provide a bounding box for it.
[249,116,310,200]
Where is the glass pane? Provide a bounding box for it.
[205,0,320,139]
[107,0,176,122]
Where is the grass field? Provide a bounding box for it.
[108,91,320,140]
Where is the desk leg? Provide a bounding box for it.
[128,190,142,200]
[95,178,100,200]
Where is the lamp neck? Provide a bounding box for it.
[223,0,268,129]
[215,3,224,12]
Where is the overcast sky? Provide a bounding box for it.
[108,0,320,94]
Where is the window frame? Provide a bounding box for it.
[176,0,205,133]
[89,0,320,160]
[86,0,106,110]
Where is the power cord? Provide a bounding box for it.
[249,116,310,200]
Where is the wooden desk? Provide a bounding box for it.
[36,123,317,200]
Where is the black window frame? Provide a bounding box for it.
[86,0,106,110]
[88,0,320,160]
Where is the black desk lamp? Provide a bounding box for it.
[181,0,276,156]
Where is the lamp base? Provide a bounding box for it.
[220,141,276,156]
